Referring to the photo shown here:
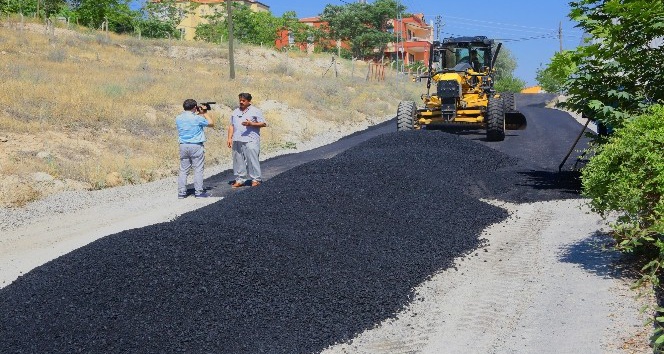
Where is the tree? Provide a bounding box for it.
[493,44,517,81]
[232,7,279,45]
[535,50,576,93]
[195,3,282,46]
[320,0,403,59]
[563,0,664,129]
[41,0,66,17]
[280,10,323,48]
[1,0,35,15]
[1,0,64,16]
[194,5,309,47]
[493,45,525,92]
[494,75,526,93]
[568,3,664,344]
[195,21,225,44]
[71,0,138,33]
[138,0,182,38]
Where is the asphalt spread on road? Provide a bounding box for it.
[0,94,591,353]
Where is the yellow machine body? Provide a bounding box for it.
[397,36,527,141]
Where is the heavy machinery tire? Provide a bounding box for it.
[397,101,417,131]
[502,92,516,112]
[486,96,506,141]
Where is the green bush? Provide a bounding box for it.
[581,104,664,281]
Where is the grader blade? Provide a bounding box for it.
[505,111,527,130]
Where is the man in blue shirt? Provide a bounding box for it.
[227,93,267,188]
[176,99,215,198]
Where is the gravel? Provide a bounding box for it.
[0,130,588,353]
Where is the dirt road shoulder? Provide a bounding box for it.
[323,199,650,353]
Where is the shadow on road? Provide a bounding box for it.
[516,170,582,195]
[559,232,640,280]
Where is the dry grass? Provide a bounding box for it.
[0,17,422,207]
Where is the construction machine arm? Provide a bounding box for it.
[491,42,502,69]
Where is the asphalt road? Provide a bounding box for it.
[0,94,608,354]
[206,93,591,199]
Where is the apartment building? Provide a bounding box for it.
[276,13,433,67]
[385,14,434,66]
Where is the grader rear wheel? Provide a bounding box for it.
[502,92,516,112]
[397,101,417,131]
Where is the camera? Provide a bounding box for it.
[197,101,216,112]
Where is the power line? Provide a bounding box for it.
[429,14,584,39]
[440,21,583,42]
[441,31,557,43]
[442,19,555,35]
[431,14,561,33]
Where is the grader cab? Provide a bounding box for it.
[397,36,527,141]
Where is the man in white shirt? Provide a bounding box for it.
[227,93,267,188]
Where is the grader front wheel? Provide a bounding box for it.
[397,101,417,131]
[486,97,506,141]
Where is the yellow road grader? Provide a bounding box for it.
[397,36,527,141]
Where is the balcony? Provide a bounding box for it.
[407,36,430,43]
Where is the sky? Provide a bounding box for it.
[132,0,585,87]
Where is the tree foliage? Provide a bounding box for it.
[0,0,67,17]
[535,50,576,93]
[494,75,526,93]
[138,0,181,38]
[493,45,517,81]
[570,2,664,345]
[564,0,664,129]
[492,45,524,92]
[320,0,402,59]
[195,4,300,46]
[69,0,137,33]
[226,4,279,45]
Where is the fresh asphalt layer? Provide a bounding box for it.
[0,94,594,353]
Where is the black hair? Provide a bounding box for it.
[183,99,197,111]
[238,93,252,101]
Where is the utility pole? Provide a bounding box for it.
[558,21,563,53]
[395,0,402,82]
[435,15,442,41]
[227,0,236,80]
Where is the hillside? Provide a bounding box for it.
[0,18,422,207]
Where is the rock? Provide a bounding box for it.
[36,151,51,159]
[31,172,54,182]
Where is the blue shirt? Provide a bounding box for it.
[230,105,266,143]
[176,111,209,144]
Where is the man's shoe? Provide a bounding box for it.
[178,193,187,199]
[231,181,245,188]
[195,192,211,198]
[251,181,261,187]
